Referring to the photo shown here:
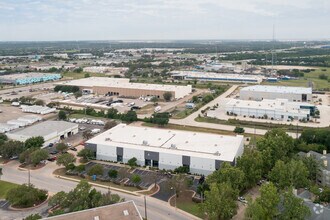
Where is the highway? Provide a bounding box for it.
[0,161,197,220]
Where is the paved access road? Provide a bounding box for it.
[0,161,197,220]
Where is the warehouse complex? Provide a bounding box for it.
[85,124,244,175]
[58,77,192,99]
[7,121,78,147]
[0,73,61,85]
[170,71,263,84]
[240,85,313,102]
[224,98,315,121]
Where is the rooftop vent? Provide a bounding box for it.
[123,210,129,216]
[185,141,189,143]
[170,144,177,149]
[142,140,148,145]
[133,135,136,137]
[105,138,111,141]
[214,151,221,156]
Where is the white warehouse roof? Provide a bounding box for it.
[87,124,244,161]
[241,85,312,94]
[7,121,78,137]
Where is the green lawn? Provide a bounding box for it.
[0,180,19,199]
[177,201,205,219]
[263,67,330,90]
[62,71,106,79]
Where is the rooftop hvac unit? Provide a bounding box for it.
[105,138,111,141]
[214,151,221,156]
[142,140,148,145]
[170,144,177,149]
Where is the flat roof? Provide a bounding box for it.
[170,71,262,82]
[87,124,244,161]
[8,121,78,137]
[58,77,192,91]
[0,72,60,80]
[226,98,313,114]
[44,201,142,220]
[241,85,312,94]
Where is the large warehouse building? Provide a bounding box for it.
[0,73,61,85]
[240,85,313,102]
[85,124,244,175]
[170,71,263,84]
[7,121,78,147]
[57,77,192,99]
[224,98,315,121]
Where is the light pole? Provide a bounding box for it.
[144,195,148,220]
[171,187,177,210]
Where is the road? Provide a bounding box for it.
[169,85,298,138]
[0,161,197,220]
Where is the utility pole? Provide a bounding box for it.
[28,168,31,186]
[144,195,148,220]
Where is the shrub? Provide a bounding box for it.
[108,169,118,178]
[87,164,104,176]
[174,166,190,173]
[6,184,47,208]
[127,157,138,167]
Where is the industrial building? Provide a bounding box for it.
[240,85,313,102]
[57,77,192,99]
[170,71,263,84]
[44,201,142,220]
[0,73,61,85]
[0,115,42,133]
[21,105,56,115]
[7,121,78,147]
[85,124,244,175]
[224,98,315,121]
[72,53,94,59]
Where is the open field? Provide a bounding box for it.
[0,180,19,199]
[263,67,330,90]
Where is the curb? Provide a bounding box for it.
[55,175,139,196]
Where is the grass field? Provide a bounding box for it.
[263,67,330,90]
[0,180,19,199]
[61,71,106,79]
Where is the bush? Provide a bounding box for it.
[108,169,118,178]
[163,92,173,101]
[127,157,138,167]
[75,164,86,172]
[131,174,141,185]
[87,164,104,176]
[174,166,190,173]
[234,126,245,134]
[66,163,76,171]
[6,184,47,208]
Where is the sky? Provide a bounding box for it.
[0,0,329,41]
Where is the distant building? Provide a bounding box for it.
[170,71,263,84]
[53,53,69,59]
[73,53,94,59]
[0,73,61,85]
[44,201,142,220]
[298,150,330,187]
[85,124,244,175]
[7,121,78,147]
[56,77,192,100]
[223,98,315,121]
[240,85,313,102]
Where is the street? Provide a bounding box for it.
[0,160,197,220]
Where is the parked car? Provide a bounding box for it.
[10,156,18,160]
[47,156,57,162]
[70,147,77,151]
[48,143,54,148]
[50,150,58,155]
[131,106,141,111]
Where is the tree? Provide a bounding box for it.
[121,110,138,122]
[269,160,309,190]
[0,140,24,159]
[24,136,44,149]
[301,156,321,182]
[207,162,245,191]
[148,112,170,126]
[77,148,94,161]
[34,99,44,106]
[58,110,67,120]
[280,190,311,220]
[57,153,76,169]
[234,126,245,134]
[104,121,117,130]
[108,169,118,178]
[23,214,42,220]
[87,164,104,176]
[237,149,263,189]
[82,130,93,140]
[127,157,138,167]
[245,182,280,220]
[131,174,141,186]
[107,108,119,119]
[6,184,47,208]
[84,73,90,78]
[257,129,294,174]
[56,143,68,153]
[168,174,189,198]
[202,94,214,103]
[201,182,238,220]
[30,149,48,166]
[163,92,173,101]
